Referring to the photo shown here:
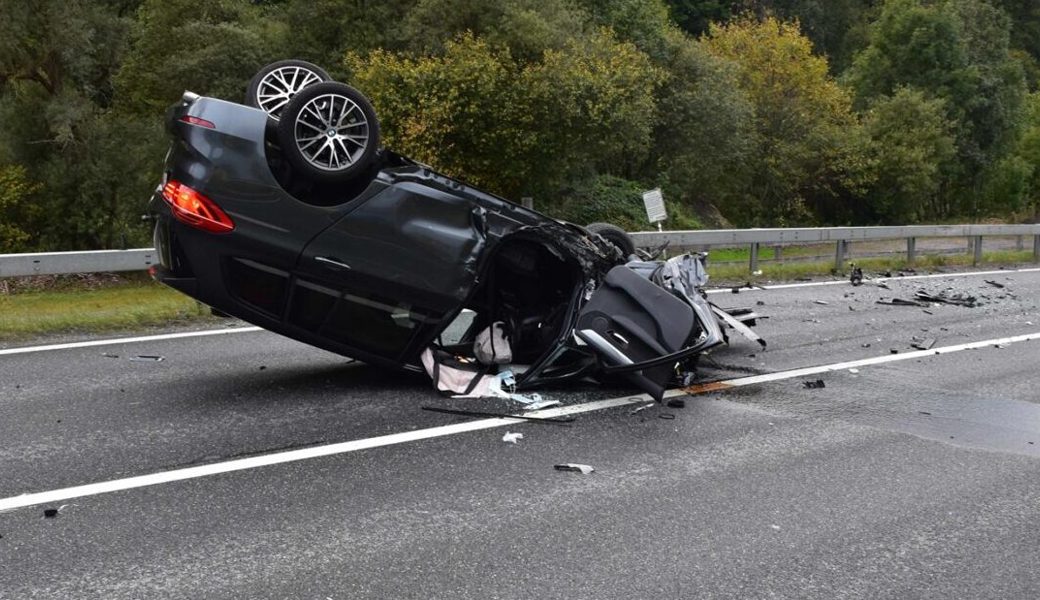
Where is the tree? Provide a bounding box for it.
[649,29,756,219]
[995,0,1040,65]
[115,0,276,114]
[347,30,660,200]
[663,0,737,36]
[982,91,1040,217]
[0,0,148,250]
[861,87,956,222]
[701,14,865,225]
[750,0,878,73]
[574,0,675,60]
[0,164,38,252]
[401,0,587,62]
[282,0,414,70]
[846,0,1026,217]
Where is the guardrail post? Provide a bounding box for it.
[1034,235,1040,263]
[834,239,847,270]
[972,235,983,266]
[906,237,916,265]
[1017,235,1024,251]
[773,245,782,261]
[749,242,759,273]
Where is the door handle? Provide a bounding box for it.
[315,256,351,270]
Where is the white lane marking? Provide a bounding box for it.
[0,395,644,513]
[687,331,1040,390]
[704,266,1040,294]
[1,330,1037,513]
[1,267,1037,356]
[0,327,263,356]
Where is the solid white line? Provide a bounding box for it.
[0,395,648,513]
[2,330,1037,513]
[710,331,1040,388]
[704,266,1040,294]
[0,327,263,356]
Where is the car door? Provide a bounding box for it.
[290,180,489,362]
[575,265,723,401]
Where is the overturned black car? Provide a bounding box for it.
[147,60,762,401]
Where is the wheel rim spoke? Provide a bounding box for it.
[294,92,370,172]
[256,65,324,120]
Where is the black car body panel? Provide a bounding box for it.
[150,91,745,400]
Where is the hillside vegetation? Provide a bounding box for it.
[1,0,1039,251]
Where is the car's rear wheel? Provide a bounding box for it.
[246,60,330,121]
[277,81,381,184]
[586,222,636,258]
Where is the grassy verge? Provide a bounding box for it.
[0,276,214,342]
[707,250,1036,283]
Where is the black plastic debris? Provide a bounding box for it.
[554,463,594,474]
[756,300,765,306]
[258,365,267,371]
[129,355,165,362]
[914,290,977,308]
[877,298,927,307]
[422,406,575,425]
[984,280,1005,289]
[890,348,899,354]
[850,265,864,286]
[731,287,741,294]
[666,398,686,409]
[43,508,58,518]
[803,379,826,389]
[910,337,936,350]
[101,353,119,359]
[813,300,829,305]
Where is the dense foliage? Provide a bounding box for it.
[0,0,1038,251]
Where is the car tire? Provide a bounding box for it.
[586,222,636,258]
[245,59,331,121]
[277,81,381,185]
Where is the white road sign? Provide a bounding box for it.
[642,188,666,224]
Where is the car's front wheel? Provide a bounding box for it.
[276,81,381,185]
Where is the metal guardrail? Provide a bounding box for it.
[1,225,1038,277]
[631,224,1040,270]
[0,249,158,278]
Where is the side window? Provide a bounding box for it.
[323,291,438,358]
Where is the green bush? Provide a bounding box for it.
[546,174,701,231]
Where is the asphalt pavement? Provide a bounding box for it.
[2,267,1039,599]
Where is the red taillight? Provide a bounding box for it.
[161,180,235,233]
[178,115,215,128]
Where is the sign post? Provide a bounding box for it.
[642,188,667,231]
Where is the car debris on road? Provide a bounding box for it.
[910,337,937,350]
[501,432,524,444]
[421,406,575,425]
[554,463,595,474]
